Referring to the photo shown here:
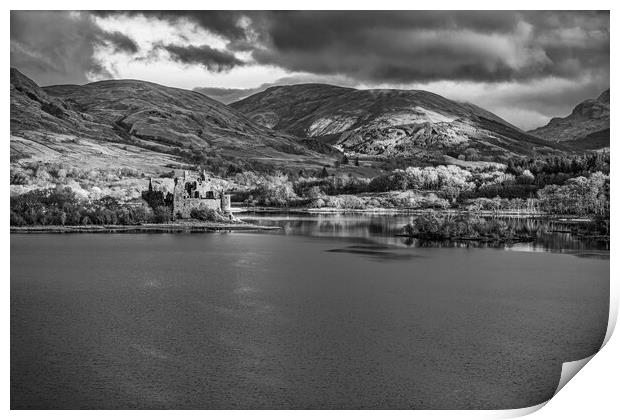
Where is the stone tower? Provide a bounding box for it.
[220,194,231,212]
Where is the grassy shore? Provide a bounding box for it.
[10,221,281,234]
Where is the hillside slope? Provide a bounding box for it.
[10,68,329,177]
[529,89,609,150]
[231,84,566,161]
[10,68,116,139]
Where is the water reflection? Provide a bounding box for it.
[240,212,609,254]
[326,245,423,261]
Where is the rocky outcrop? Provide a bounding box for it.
[529,89,609,149]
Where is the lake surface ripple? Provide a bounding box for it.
[11,214,609,409]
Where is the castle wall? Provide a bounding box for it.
[173,198,221,219]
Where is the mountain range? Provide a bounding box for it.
[10,67,609,185]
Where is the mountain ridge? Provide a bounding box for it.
[231,83,567,161]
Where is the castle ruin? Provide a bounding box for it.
[171,170,231,219]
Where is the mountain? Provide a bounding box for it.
[529,89,609,150]
[231,84,567,161]
[10,68,329,177]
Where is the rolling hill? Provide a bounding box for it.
[11,68,581,193]
[10,68,330,177]
[231,84,567,162]
[528,89,609,150]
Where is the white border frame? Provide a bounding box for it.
[3,2,616,418]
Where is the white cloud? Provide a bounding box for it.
[94,14,228,51]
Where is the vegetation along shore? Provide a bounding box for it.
[11,153,610,239]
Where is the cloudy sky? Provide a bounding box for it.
[10,10,609,130]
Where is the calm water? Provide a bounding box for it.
[11,214,609,409]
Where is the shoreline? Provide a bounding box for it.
[234,206,595,221]
[10,222,282,234]
[395,233,537,243]
[10,211,604,234]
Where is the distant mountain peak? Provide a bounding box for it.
[529,89,610,149]
[598,89,610,104]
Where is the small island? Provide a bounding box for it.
[398,213,538,244]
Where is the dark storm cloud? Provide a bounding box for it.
[107,10,608,84]
[10,11,139,85]
[93,10,249,42]
[104,10,610,128]
[247,10,609,84]
[156,44,244,71]
[11,10,609,86]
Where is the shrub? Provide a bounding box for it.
[190,207,218,221]
[10,168,30,185]
[339,195,365,209]
[152,206,172,223]
[306,186,324,200]
[537,172,609,215]
[253,173,298,206]
[9,187,159,226]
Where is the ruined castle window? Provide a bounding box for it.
[194,191,200,198]
[205,191,215,199]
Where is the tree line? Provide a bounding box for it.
[10,151,610,226]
